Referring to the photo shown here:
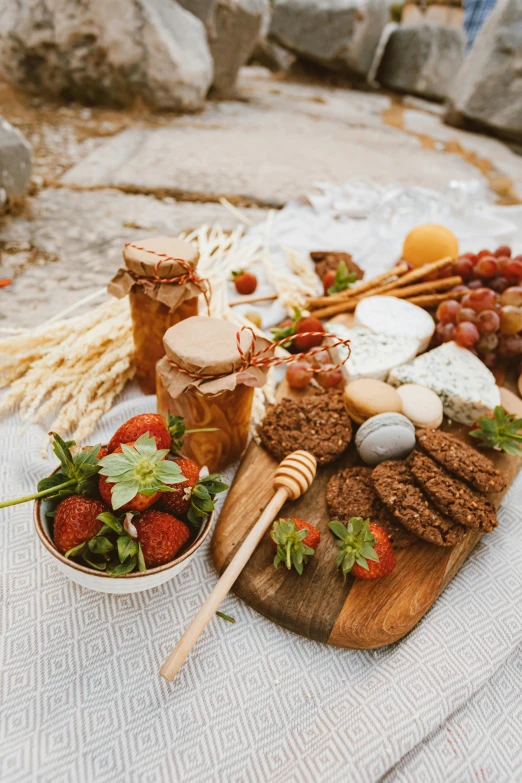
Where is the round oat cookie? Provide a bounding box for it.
[409,451,498,532]
[416,428,506,494]
[371,460,466,547]
[326,467,415,548]
[259,390,352,467]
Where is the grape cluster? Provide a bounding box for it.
[433,245,522,367]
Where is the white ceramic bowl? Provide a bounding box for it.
[34,490,213,595]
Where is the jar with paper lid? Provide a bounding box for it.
[108,237,209,395]
[156,316,275,473]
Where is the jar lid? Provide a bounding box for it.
[163,316,254,377]
[123,237,199,280]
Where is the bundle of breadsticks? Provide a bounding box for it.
[306,257,461,318]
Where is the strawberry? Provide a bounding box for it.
[160,458,228,525]
[322,261,357,296]
[270,517,320,574]
[98,434,185,511]
[108,414,170,453]
[322,270,336,294]
[135,510,190,567]
[54,495,108,554]
[232,270,257,295]
[271,308,325,352]
[82,445,108,460]
[329,517,396,581]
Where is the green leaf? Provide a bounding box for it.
[327,261,357,295]
[88,536,113,554]
[96,511,124,535]
[51,432,76,476]
[328,520,348,540]
[64,542,87,558]
[117,535,139,563]
[111,482,140,510]
[216,611,235,623]
[137,543,147,572]
[38,472,68,493]
[107,556,137,577]
[82,554,107,571]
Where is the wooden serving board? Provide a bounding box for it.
[211,383,522,650]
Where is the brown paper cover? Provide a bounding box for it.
[108,237,206,309]
[157,316,273,397]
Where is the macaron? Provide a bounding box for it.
[355,413,416,466]
[396,384,443,429]
[344,378,402,424]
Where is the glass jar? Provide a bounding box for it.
[108,236,208,395]
[156,316,273,473]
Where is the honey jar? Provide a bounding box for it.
[156,316,274,472]
[108,237,208,394]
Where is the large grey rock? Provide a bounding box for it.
[0,0,213,112]
[179,0,269,94]
[269,0,388,78]
[447,0,522,142]
[0,117,32,204]
[251,38,296,72]
[377,24,465,101]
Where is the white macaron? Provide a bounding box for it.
[396,384,443,429]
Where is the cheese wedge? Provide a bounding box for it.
[328,323,420,383]
[355,296,435,353]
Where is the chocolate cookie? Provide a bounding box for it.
[371,460,466,547]
[326,467,415,548]
[409,451,498,532]
[310,251,364,282]
[416,428,506,494]
[260,390,352,466]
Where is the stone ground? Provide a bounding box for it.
[2,66,522,328]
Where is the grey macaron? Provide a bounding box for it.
[355,413,416,466]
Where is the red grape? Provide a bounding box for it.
[468,280,483,290]
[477,333,499,353]
[498,334,522,358]
[453,257,474,280]
[441,323,456,342]
[499,305,522,335]
[489,275,508,293]
[500,286,522,307]
[454,322,479,347]
[497,256,511,275]
[457,307,477,324]
[286,362,313,389]
[316,366,343,389]
[436,299,461,324]
[476,256,499,279]
[505,259,522,283]
[450,285,469,294]
[477,249,493,259]
[481,351,497,368]
[476,309,500,335]
[495,245,512,258]
[466,287,498,312]
[437,264,456,279]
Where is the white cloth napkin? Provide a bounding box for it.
[1,384,521,783]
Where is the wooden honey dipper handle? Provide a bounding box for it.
[159,450,317,681]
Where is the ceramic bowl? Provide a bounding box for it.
[34,487,213,595]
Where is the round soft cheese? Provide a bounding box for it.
[354,296,435,353]
[344,378,402,424]
[355,413,416,466]
[396,383,443,428]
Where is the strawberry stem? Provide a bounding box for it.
[0,478,77,509]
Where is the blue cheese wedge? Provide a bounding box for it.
[328,324,420,383]
[388,341,500,425]
[355,296,435,353]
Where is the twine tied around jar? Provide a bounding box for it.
[167,325,352,380]
[124,242,211,314]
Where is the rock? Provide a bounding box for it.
[251,39,297,72]
[269,0,389,78]
[0,117,32,204]
[0,0,213,112]
[447,0,522,143]
[179,0,269,94]
[377,24,465,101]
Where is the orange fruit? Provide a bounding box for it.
[402,224,459,269]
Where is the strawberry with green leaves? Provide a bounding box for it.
[98,433,185,511]
[329,517,396,580]
[271,308,325,352]
[270,517,320,574]
[470,406,522,455]
[107,412,217,455]
[322,261,357,295]
[0,434,102,510]
[159,457,228,525]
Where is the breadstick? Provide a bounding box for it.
[406,290,467,307]
[381,276,463,300]
[359,256,454,299]
[307,262,409,308]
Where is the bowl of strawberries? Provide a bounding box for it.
[25,413,228,594]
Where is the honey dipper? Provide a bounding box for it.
[160,450,317,681]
